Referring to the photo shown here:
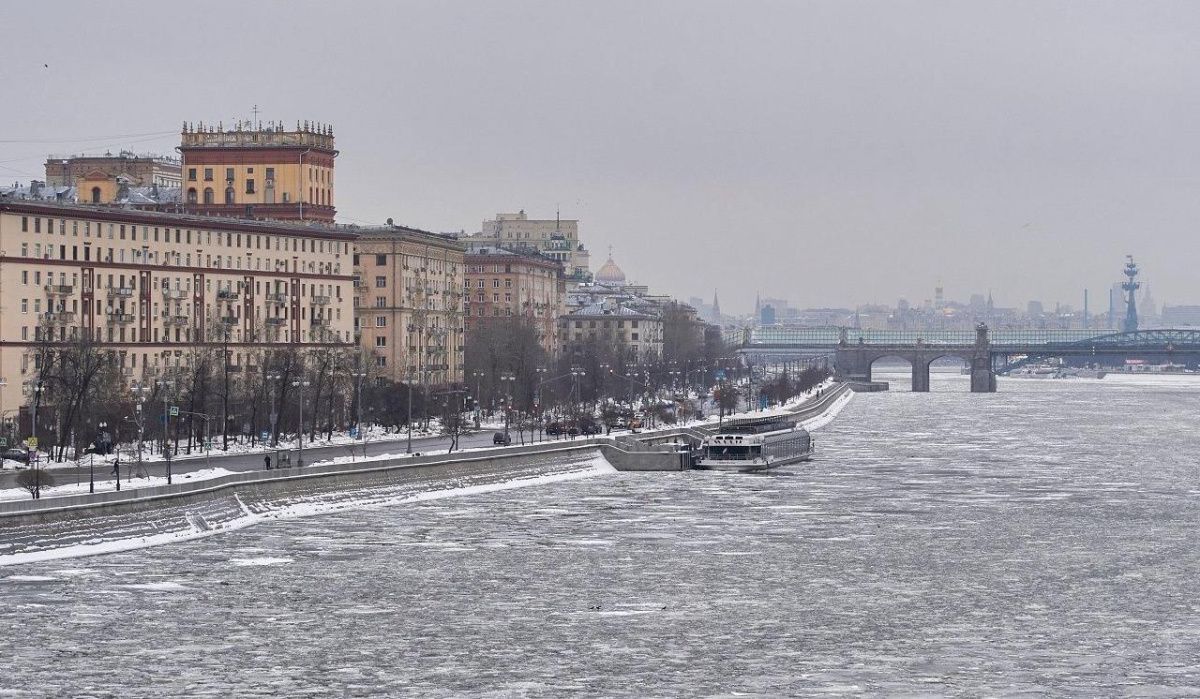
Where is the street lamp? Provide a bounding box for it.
[350,370,367,440]
[29,380,44,499]
[499,372,516,441]
[156,379,175,484]
[569,367,586,438]
[292,376,311,467]
[266,372,284,468]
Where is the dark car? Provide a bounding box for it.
[566,425,581,437]
[545,422,563,436]
[0,448,30,463]
[493,432,512,445]
[580,424,601,435]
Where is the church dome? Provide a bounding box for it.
[595,255,626,286]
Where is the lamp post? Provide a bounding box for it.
[133,383,150,476]
[292,376,311,467]
[29,380,43,499]
[569,367,586,438]
[156,379,175,484]
[266,372,284,467]
[499,372,515,441]
[350,369,367,441]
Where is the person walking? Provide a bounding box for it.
[264,454,272,470]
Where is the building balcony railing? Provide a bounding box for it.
[266,292,289,305]
[310,317,330,327]
[265,317,287,326]
[107,287,135,299]
[220,316,240,326]
[106,313,135,325]
[44,284,74,296]
[43,311,76,324]
[162,313,189,326]
[216,289,239,300]
[311,295,330,305]
[162,289,188,301]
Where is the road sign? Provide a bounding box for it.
[25,437,37,449]
[348,426,359,439]
[260,430,270,441]
[169,406,180,417]
[715,369,727,380]
[0,438,7,447]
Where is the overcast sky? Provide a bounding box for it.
[4,1,1199,313]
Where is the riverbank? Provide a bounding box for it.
[0,383,854,565]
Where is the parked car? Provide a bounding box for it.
[492,432,512,445]
[545,422,564,436]
[580,424,601,435]
[567,425,581,437]
[629,418,643,433]
[0,448,30,463]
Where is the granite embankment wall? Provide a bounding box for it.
[0,383,856,560]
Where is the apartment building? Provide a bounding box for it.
[557,298,664,363]
[463,245,565,356]
[0,200,356,415]
[354,225,465,386]
[469,210,592,284]
[180,120,337,223]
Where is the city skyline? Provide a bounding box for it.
[4,2,1200,311]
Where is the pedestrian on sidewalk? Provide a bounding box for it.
[264,454,272,470]
[110,455,120,476]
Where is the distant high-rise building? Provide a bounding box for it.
[760,304,776,326]
[1027,300,1044,317]
[712,290,722,323]
[471,210,591,284]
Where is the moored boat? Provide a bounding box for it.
[695,414,813,472]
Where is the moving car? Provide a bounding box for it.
[492,432,512,445]
[0,448,30,463]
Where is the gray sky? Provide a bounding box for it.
[4,1,1199,314]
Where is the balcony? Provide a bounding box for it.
[107,287,135,299]
[106,313,135,325]
[310,317,330,328]
[220,316,240,326]
[311,295,330,305]
[266,292,289,305]
[44,284,74,296]
[266,317,287,326]
[216,289,239,301]
[43,311,76,325]
[162,288,188,301]
[161,313,189,326]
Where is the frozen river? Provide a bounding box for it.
[4,371,1200,696]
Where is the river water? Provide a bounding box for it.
[4,371,1200,696]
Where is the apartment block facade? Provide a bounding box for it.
[0,200,356,415]
[463,245,565,356]
[353,227,465,386]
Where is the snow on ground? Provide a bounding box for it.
[0,466,240,502]
[0,451,618,567]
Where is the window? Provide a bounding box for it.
[203,188,214,204]
[376,356,387,367]
[224,187,234,204]
[265,167,275,180]
[225,167,234,181]
[188,168,197,181]
[375,297,386,308]
[245,179,255,194]
[20,299,27,313]
[352,254,360,266]
[375,336,387,347]
[375,254,386,266]
[374,276,386,288]
[204,168,213,181]
[21,217,27,232]
[187,188,197,204]
[375,316,386,327]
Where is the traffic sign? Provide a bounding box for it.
[0,438,7,447]
[169,406,180,417]
[260,430,270,441]
[25,437,37,449]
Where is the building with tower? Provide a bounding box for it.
[180,120,338,223]
[468,211,592,284]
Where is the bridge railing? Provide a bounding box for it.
[747,327,1200,349]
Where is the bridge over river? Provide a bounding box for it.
[739,325,1200,392]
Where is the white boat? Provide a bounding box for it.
[695,414,813,472]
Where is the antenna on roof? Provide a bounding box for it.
[251,104,260,128]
